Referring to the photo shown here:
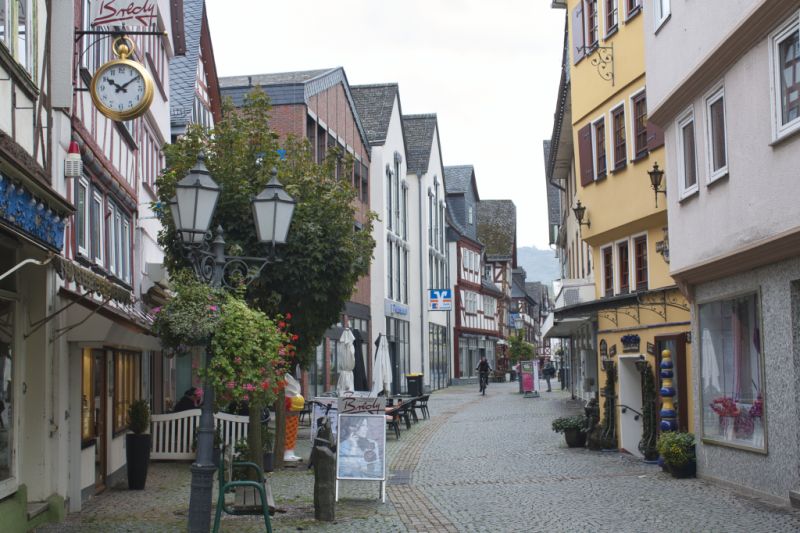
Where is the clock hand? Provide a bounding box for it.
[104,77,122,90]
[117,76,139,92]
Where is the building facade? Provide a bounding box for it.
[646,0,800,505]
[445,166,502,379]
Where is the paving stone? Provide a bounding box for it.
[35,382,800,532]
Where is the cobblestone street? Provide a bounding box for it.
[37,382,800,532]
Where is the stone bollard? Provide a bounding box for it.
[311,417,336,522]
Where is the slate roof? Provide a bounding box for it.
[443,165,475,195]
[477,200,516,259]
[169,0,205,129]
[402,114,437,176]
[351,84,399,146]
[219,67,370,151]
[525,282,544,305]
[481,277,504,297]
[544,140,561,227]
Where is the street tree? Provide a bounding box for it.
[156,89,375,466]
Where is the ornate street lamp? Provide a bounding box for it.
[572,200,591,229]
[175,153,295,533]
[647,161,667,208]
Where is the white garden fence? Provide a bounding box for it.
[150,409,249,460]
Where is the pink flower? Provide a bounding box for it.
[285,313,292,320]
[244,383,255,392]
[242,394,249,401]
[234,357,242,364]
[226,381,235,390]
[208,305,219,312]
[152,306,161,314]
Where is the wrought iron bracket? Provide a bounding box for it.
[578,43,614,85]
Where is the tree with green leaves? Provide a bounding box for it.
[507,332,535,365]
[155,89,375,467]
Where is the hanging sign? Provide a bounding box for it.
[429,289,452,311]
[91,0,158,28]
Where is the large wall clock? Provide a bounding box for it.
[90,36,155,121]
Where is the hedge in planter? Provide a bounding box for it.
[126,400,151,490]
[656,431,696,478]
[552,415,588,448]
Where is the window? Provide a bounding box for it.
[0,0,33,75]
[705,87,728,182]
[90,191,104,264]
[699,293,765,450]
[626,0,641,19]
[386,166,393,231]
[677,109,698,197]
[586,0,599,47]
[602,246,613,296]
[634,235,648,290]
[632,92,648,159]
[386,239,393,300]
[605,0,618,35]
[0,300,14,485]
[593,118,607,178]
[76,178,89,256]
[465,292,478,314]
[401,186,408,240]
[770,16,800,140]
[612,106,626,170]
[654,0,670,30]
[113,351,141,433]
[483,295,496,316]
[361,163,369,203]
[467,206,473,225]
[617,241,629,294]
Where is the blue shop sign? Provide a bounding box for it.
[429,289,452,311]
[0,174,66,251]
[384,299,409,317]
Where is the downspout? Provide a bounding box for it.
[418,172,426,386]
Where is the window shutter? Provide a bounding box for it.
[572,4,585,64]
[578,124,594,187]
[647,121,665,150]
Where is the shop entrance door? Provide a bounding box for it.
[92,349,107,493]
[388,341,400,395]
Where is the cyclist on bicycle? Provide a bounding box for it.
[476,356,492,395]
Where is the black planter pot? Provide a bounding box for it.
[667,461,696,478]
[126,434,151,490]
[263,451,274,473]
[564,428,587,448]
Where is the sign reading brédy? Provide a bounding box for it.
[91,0,158,28]
[337,397,385,414]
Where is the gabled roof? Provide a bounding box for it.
[351,84,400,146]
[402,114,438,176]
[170,0,220,130]
[444,165,480,201]
[525,282,544,304]
[477,200,516,260]
[219,67,370,151]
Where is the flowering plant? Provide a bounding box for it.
[749,394,764,418]
[656,431,695,467]
[203,295,296,408]
[621,334,640,345]
[151,272,225,355]
[709,396,740,418]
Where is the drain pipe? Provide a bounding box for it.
[418,172,427,386]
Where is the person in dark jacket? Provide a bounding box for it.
[173,387,202,412]
[543,361,556,392]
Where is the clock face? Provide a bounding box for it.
[91,59,154,120]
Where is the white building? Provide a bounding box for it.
[645,0,800,506]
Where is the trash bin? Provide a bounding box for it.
[405,374,423,397]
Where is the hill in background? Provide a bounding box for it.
[517,246,559,289]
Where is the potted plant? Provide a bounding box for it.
[656,431,696,478]
[126,399,151,490]
[552,415,588,448]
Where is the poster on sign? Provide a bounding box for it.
[91,0,158,28]
[520,361,535,393]
[310,397,338,441]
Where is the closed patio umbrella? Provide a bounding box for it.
[352,329,369,391]
[336,328,355,393]
[371,335,392,396]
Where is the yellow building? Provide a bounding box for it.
[565,0,692,455]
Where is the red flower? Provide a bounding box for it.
[278,321,286,329]
[291,334,299,341]
[285,312,292,320]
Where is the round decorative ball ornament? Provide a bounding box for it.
[90,36,154,121]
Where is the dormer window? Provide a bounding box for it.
[468,206,474,224]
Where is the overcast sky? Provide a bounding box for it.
[205,0,566,250]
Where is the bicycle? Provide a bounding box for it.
[479,372,489,395]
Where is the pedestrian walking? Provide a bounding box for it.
[543,361,555,392]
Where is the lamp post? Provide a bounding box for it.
[172,154,295,533]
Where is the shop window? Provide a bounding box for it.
[0,300,13,484]
[113,351,141,434]
[699,293,765,450]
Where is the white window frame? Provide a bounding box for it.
[628,87,647,162]
[91,191,104,265]
[769,13,800,142]
[601,245,614,296]
[653,0,670,32]
[631,231,649,291]
[605,0,619,37]
[467,206,473,225]
[704,85,729,184]
[591,114,607,179]
[107,202,118,276]
[625,0,642,21]
[76,177,90,257]
[609,102,626,171]
[676,107,699,199]
[122,218,131,283]
[614,237,632,294]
